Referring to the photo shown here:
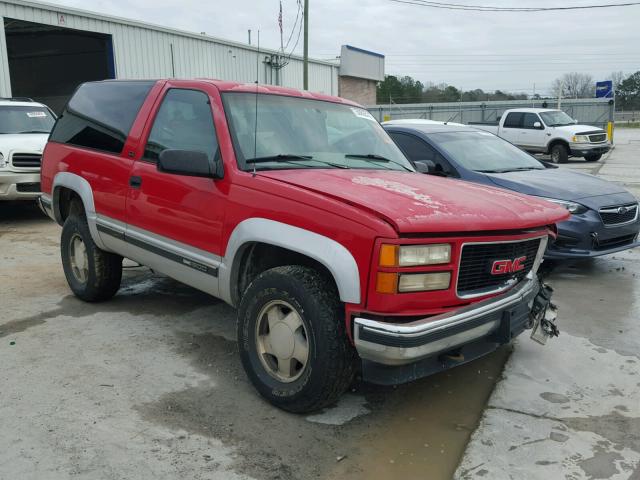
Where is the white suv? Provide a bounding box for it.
[0,98,56,200]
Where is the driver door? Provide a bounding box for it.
[125,85,227,291]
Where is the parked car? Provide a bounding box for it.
[469,108,610,163]
[39,80,568,412]
[0,97,55,200]
[384,122,639,259]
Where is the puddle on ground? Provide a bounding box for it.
[327,346,512,480]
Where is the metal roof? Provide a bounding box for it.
[1,0,338,67]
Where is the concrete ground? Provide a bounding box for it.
[1,129,639,480]
[456,128,640,480]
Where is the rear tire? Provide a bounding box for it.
[550,144,569,164]
[61,207,122,302]
[237,265,357,413]
[585,154,602,162]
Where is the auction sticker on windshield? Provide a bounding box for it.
[351,107,376,121]
[26,111,47,118]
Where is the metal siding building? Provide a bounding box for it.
[0,0,339,110]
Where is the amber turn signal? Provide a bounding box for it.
[376,272,398,294]
[379,244,398,267]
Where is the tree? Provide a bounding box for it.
[610,71,626,91]
[552,72,594,99]
[616,71,640,110]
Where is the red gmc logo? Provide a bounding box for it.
[491,256,527,275]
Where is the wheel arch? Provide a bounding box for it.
[220,218,361,307]
[547,138,570,155]
[52,172,106,249]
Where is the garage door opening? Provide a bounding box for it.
[4,18,115,113]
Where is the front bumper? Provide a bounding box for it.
[569,143,610,157]
[354,274,542,381]
[0,171,41,200]
[546,208,640,259]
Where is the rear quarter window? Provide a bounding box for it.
[50,81,155,154]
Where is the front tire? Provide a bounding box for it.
[61,209,123,302]
[585,153,602,162]
[237,266,357,413]
[550,143,569,164]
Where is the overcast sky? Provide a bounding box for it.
[47,0,640,96]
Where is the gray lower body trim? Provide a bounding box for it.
[96,216,220,278]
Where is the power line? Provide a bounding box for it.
[388,0,640,12]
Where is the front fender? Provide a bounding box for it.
[219,218,361,306]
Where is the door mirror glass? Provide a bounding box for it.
[414,159,437,174]
[533,121,542,129]
[158,149,216,178]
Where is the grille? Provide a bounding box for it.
[588,133,607,143]
[599,203,638,226]
[595,234,636,250]
[11,153,42,168]
[457,238,541,297]
[16,182,41,193]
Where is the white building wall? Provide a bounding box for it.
[0,0,339,96]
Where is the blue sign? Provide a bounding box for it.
[596,80,613,98]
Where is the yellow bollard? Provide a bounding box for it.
[383,114,391,122]
[607,121,614,144]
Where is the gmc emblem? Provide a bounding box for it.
[491,256,527,275]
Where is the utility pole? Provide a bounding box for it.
[303,0,309,90]
[248,29,252,45]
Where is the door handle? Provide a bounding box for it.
[129,176,142,188]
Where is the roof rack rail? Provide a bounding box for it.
[0,97,35,102]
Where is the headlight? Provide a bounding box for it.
[398,272,451,292]
[0,152,6,168]
[572,135,590,143]
[379,244,451,267]
[539,197,587,215]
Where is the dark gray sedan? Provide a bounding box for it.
[384,122,640,259]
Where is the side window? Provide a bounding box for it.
[143,89,218,163]
[522,113,541,129]
[390,132,456,176]
[390,132,437,161]
[50,81,155,154]
[503,112,523,129]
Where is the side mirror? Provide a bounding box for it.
[158,149,220,178]
[414,159,436,174]
[533,121,542,129]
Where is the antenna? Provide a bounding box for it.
[253,30,260,177]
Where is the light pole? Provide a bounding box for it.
[303,0,309,90]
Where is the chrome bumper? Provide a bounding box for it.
[354,274,540,366]
[0,171,41,200]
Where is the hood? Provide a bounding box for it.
[553,124,605,136]
[0,133,48,156]
[259,169,569,234]
[485,168,628,208]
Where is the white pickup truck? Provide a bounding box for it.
[0,98,55,201]
[469,108,610,163]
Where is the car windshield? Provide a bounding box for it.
[0,105,55,134]
[428,130,545,173]
[222,92,413,172]
[539,110,575,127]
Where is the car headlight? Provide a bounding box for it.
[0,152,6,168]
[398,272,451,293]
[379,244,451,267]
[539,197,587,215]
[572,135,590,143]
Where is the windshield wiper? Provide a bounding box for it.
[245,154,348,169]
[246,154,314,163]
[477,167,542,173]
[17,130,50,134]
[344,153,413,172]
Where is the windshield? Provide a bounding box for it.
[539,110,575,127]
[222,92,413,171]
[0,105,55,134]
[429,130,545,173]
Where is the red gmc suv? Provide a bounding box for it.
[39,80,568,412]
